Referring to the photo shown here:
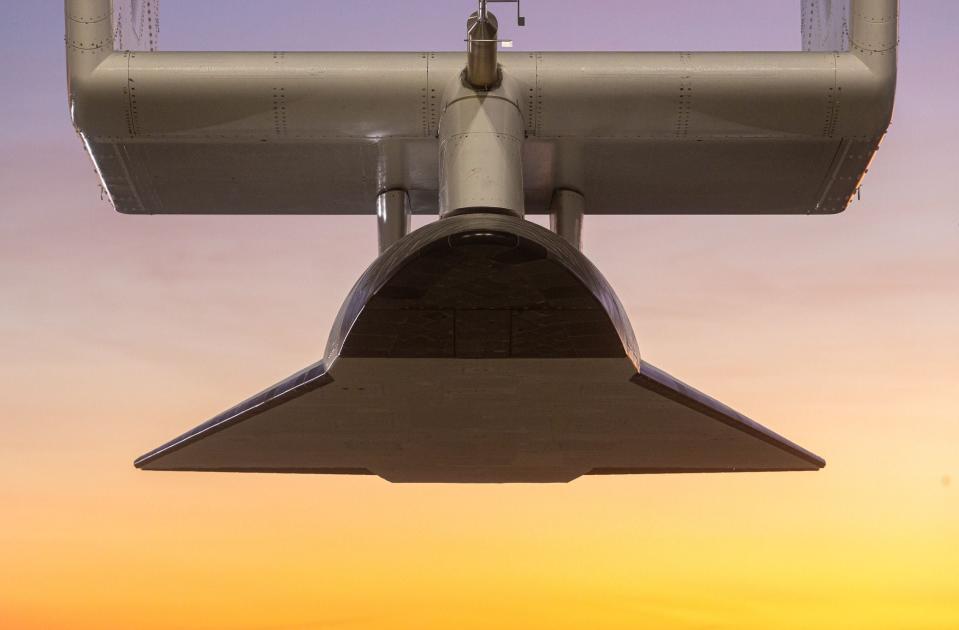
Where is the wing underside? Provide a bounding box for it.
[135,358,823,483]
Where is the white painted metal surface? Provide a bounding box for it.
[65,0,897,216]
[438,75,526,217]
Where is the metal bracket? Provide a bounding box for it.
[486,0,525,26]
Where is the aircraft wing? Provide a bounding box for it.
[67,1,896,215]
[134,359,824,482]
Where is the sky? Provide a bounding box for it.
[1,1,957,628]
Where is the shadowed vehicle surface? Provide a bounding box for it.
[135,215,824,482]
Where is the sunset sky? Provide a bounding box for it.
[1,1,957,628]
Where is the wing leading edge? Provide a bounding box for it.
[135,358,823,482]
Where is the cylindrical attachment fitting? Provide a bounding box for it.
[549,189,585,250]
[466,10,499,89]
[377,189,411,253]
[438,91,525,218]
[66,0,115,90]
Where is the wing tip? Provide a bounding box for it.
[634,361,825,470]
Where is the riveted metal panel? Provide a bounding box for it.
[66,1,895,215]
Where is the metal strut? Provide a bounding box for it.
[466,2,499,89]
[438,5,526,218]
